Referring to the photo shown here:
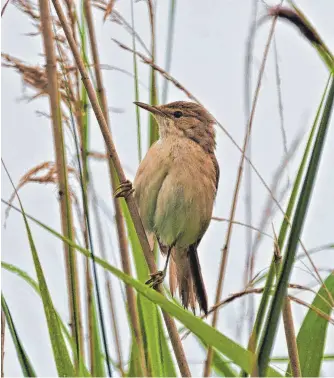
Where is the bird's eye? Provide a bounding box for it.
[173,111,183,118]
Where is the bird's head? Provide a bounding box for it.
[134,101,216,153]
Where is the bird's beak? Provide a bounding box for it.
[134,102,165,116]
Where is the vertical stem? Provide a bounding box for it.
[130,0,142,162]
[282,298,301,377]
[162,0,177,103]
[147,0,159,146]
[85,260,95,373]
[52,1,191,375]
[84,0,147,374]
[38,0,83,366]
[162,311,190,376]
[64,0,80,99]
[78,3,94,373]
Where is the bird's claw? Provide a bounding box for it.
[114,180,134,199]
[145,270,165,289]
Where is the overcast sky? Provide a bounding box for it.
[1,0,334,376]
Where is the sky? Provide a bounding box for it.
[1,0,334,376]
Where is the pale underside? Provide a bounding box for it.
[134,136,217,249]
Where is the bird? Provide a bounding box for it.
[118,101,219,315]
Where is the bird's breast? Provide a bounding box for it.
[134,137,217,247]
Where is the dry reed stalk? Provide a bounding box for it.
[113,39,198,102]
[55,43,80,120]
[87,151,109,160]
[84,0,145,374]
[4,161,78,225]
[51,0,191,375]
[1,53,75,105]
[272,226,301,377]
[178,277,334,336]
[14,0,39,21]
[38,0,83,365]
[298,242,334,306]
[181,283,332,340]
[63,0,80,98]
[102,0,115,21]
[212,216,273,240]
[282,297,301,376]
[203,15,280,376]
[6,161,76,202]
[288,295,334,325]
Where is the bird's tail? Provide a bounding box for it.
[169,245,208,315]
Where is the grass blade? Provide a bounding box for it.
[1,295,37,377]
[256,75,334,375]
[20,211,75,376]
[2,262,40,293]
[2,161,75,376]
[128,340,142,377]
[1,262,91,377]
[137,296,163,376]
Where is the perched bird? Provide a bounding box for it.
[132,101,219,314]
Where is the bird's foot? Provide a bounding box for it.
[114,180,134,199]
[145,270,166,289]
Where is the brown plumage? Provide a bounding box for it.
[133,101,219,314]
